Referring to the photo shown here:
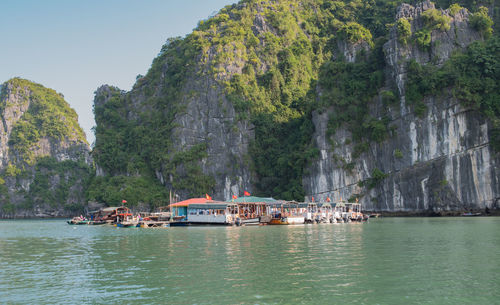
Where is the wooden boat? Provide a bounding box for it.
[67,218,89,225]
[236,203,267,225]
[239,217,261,225]
[269,215,305,225]
[269,217,287,225]
[115,221,138,228]
[115,214,139,227]
[140,221,170,228]
[67,217,106,225]
[233,196,275,226]
[89,206,131,224]
[169,217,190,226]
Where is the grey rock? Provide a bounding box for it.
[336,40,371,63]
[303,1,498,212]
[0,80,92,218]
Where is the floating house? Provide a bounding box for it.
[169,198,208,225]
[187,202,239,225]
[170,197,239,226]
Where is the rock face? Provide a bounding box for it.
[384,1,482,114]
[171,75,253,200]
[337,40,371,63]
[91,0,498,211]
[0,78,92,218]
[303,1,500,212]
[93,68,253,201]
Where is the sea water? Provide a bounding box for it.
[1,217,499,304]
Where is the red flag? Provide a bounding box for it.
[205,194,212,200]
[232,195,237,200]
[312,196,314,202]
[122,199,127,203]
[326,197,331,202]
[244,191,250,196]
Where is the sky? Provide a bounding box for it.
[0,0,237,145]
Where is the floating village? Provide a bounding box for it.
[67,193,370,227]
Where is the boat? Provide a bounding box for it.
[115,213,139,227]
[346,202,365,222]
[268,215,305,225]
[234,198,269,225]
[67,217,89,225]
[269,216,287,225]
[140,221,170,228]
[67,215,107,225]
[89,206,131,224]
[462,212,482,217]
[268,201,305,225]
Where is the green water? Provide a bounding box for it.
[1,218,499,304]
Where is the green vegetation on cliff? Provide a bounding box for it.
[4,78,87,165]
[181,0,404,200]
[406,36,500,150]
[0,78,91,214]
[89,0,498,204]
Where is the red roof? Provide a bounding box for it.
[169,198,212,207]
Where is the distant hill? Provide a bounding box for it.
[0,78,92,217]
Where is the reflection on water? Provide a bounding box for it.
[1,218,499,304]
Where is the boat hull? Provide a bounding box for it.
[269,216,305,225]
[239,217,260,226]
[67,220,89,225]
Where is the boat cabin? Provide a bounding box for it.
[233,196,276,224]
[345,203,363,221]
[267,201,305,225]
[187,202,238,225]
[91,206,130,223]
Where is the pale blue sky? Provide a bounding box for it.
[0,0,237,145]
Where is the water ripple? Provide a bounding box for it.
[1,218,499,304]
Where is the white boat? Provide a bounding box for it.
[268,201,305,225]
[285,215,305,225]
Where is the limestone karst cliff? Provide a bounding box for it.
[0,78,91,217]
[303,1,500,212]
[90,0,499,212]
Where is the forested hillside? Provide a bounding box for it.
[0,78,92,217]
[90,0,499,212]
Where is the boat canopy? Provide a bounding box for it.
[297,202,318,208]
[100,206,129,213]
[232,196,277,203]
[267,200,295,206]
